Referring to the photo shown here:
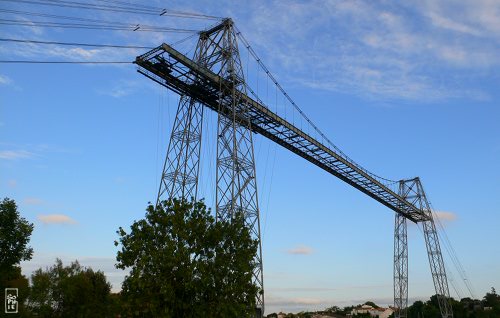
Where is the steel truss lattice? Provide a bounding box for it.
[135,19,453,318]
[156,34,208,203]
[394,182,409,318]
[152,19,265,316]
[395,178,453,318]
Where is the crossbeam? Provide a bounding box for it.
[135,43,429,223]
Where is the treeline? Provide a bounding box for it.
[403,290,500,318]
[1,258,119,317]
[265,291,500,318]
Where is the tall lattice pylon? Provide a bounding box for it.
[207,19,265,316]
[395,178,453,318]
[155,19,265,316]
[394,182,409,318]
[155,26,227,203]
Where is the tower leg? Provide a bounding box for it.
[155,27,226,204]
[209,20,265,317]
[422,212,454,317]
[156,97,203,203]
[394,211,408,318]
[398,178,453,318]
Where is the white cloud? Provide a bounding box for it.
[264,294,332,313]
[0,74,12,85]
[7,179,17,188]
[266,294,324,307]
[238,0,499,102]
[38,214,77,225]
[0,150,35,160]
[24,197,44,205]
[433,210,457,222]
[426,11,481,36]
[287,244,314,255]
[99,80,143,98]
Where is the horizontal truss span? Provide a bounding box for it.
[135,43,428,223]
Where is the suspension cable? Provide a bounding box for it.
[0,18,197,33]
[0,37,154,49]
[0,0,222,20]
[234,26,398,184]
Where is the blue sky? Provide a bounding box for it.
[1,0,499,314]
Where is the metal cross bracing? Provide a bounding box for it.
[136,38,426,223]
[392,178,453,317]
[149,19,265,316]
[394,182,409,318]
[135,18,453,318]
[395,178,453,318]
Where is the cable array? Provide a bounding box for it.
[0,60,131,63]
[0,0,221,20]
[235,26,398,187]
[0,17,197,33]
[430,203,476,299]
[0,37,153,49]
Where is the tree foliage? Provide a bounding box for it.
[28,259,112,318]
[115,198,259,317]
[0,198,34,271]
[0,198,33,317]
[403,291,500,318]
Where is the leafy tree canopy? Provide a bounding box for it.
[0,198,33,317]
[364,301,379,308]
[28,259,112,318]
[0,198,34,271]
[115,198,259,317]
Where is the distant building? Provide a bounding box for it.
[351,304,394,318]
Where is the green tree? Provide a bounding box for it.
[364,301,379,308]
[325,305,340,313]
[115,198,259,317]
[0,198,34,317]
[483,287,499,307]
[28,259,112,318]
[0,198,34,271]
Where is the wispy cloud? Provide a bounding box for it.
[0,150,35,160]
[24,197,44,205]
[287,244,314,255]
[98,79,144,98]
[265,294,330,313]
[0,143,80,161]
[0,74,13,85]
[38,214,77,225]
[433,210,457,222]
[266,294,324,307]
[239,0,500,102]
[7,179,17,188]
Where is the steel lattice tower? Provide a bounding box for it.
[156,38,205,203]
[211,20,265,316]
[135,18,454,318]
[394,178,453,318]
[153,19,265,316]
[394,182,409,318]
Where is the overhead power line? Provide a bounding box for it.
[0,37,154,49]
[0,8,198,30]
[0,0,221,20]
[0,18,197,33]
[0,60,132,64]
